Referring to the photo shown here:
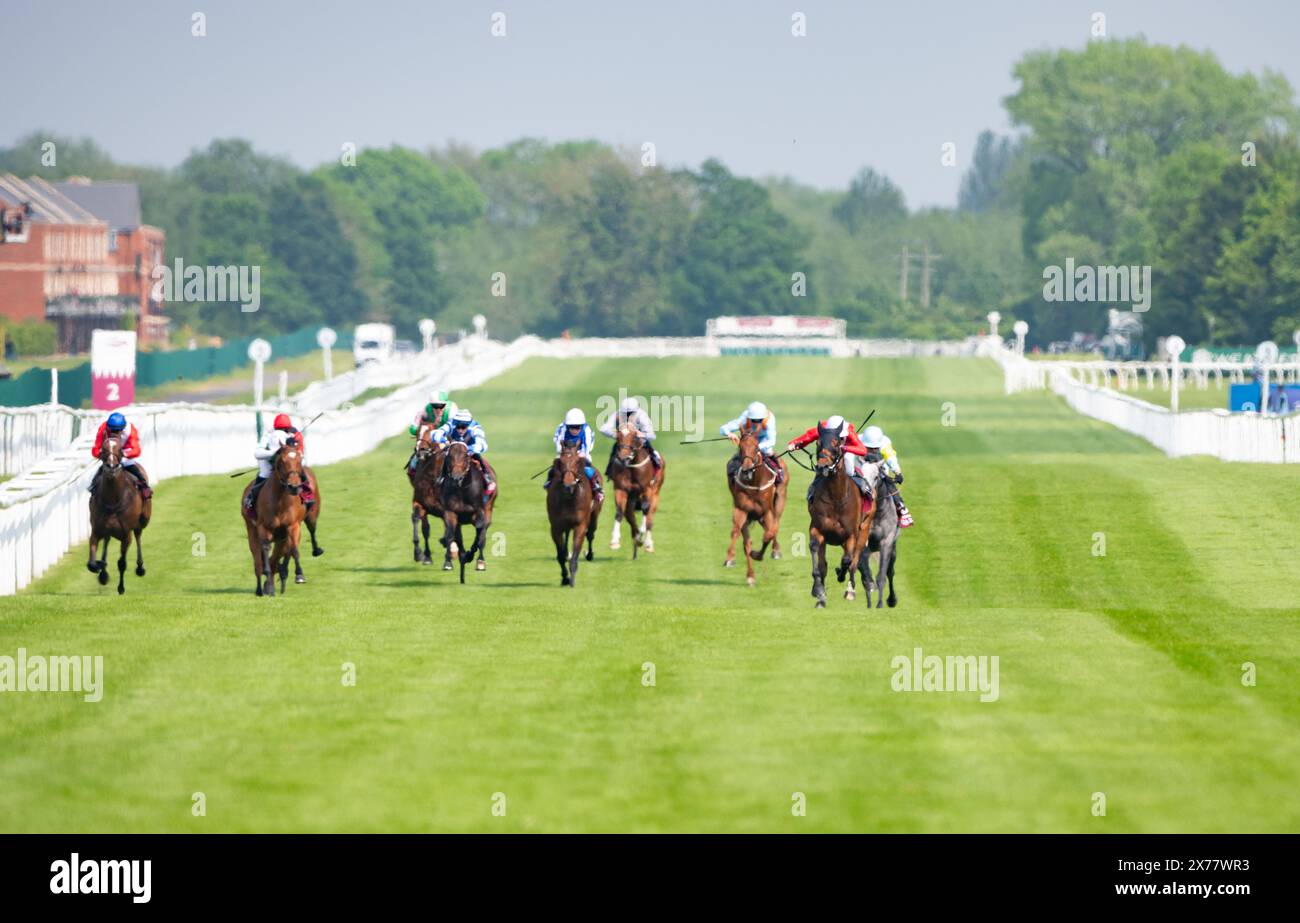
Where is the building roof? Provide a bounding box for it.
[0,175,103,225]
[53,178,143,229]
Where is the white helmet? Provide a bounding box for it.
[862,425,885,448]
[825,414,845,431]
[452,409,473,425]
[620,397,639,413]
[564,408,586,426]
[746,401,768,420]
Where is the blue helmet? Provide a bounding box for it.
[106,412,127,432]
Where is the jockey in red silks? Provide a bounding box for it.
[787,414,871,512]
[245,412,315,510]
[90,411,152,499]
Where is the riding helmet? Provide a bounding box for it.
[746,401,767,420]
[564,408,586,426]
[273,412,293,430]
[862,425,885,448]
[106,411,126,431]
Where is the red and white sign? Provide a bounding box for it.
[91,329,137,410]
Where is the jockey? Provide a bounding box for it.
[434,408,497,496]
[862,425,913,528]
[721,400,783,484]
[406,389,457,475]
[545,407,605,501]
[245,413,314,511]
[787,414,871,511]
[89,411,152,499]
[599,396,661,474]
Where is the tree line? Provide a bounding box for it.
[2,37,1296,350]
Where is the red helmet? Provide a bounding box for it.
[273,413,292,430]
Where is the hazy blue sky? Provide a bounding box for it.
[6,0,1298,207]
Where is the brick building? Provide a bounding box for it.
[0,175,166,352]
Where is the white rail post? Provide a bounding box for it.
[248,338,272,438]
[1166,335,1186,415]
[317,326,337,380]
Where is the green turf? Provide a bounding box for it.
[2,355,1298,832]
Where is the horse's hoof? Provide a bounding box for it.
[255,587,263,597]
[845,590,856,601]
[135,566,145,577]
[295,574,306,584]
[724,559,734,568]
[312,547,324,557]
[97,570,108,586]
[888,598,897,608]
[117,586,125,596]
[585,551,594,561]
[561,577,570,586]
[443,562,453,571]
[815,598,826,609]
[475,560,486,571]
[746,576,755,587]
[86,562,98,573]
[772,551,782,560]
[836,570,846,583]
[610,542,621,550]
[644,542,655,553]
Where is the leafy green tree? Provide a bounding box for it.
[832,167,907,232]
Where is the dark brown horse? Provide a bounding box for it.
[546,444,602,586]
[409,422,445,564]
[806,424,876,608]
[608,421,665,559]
[241,444,307,596]
[302,466,324,558]
[437,441,495,582]
[86,433,150,595]
[724,431,788,585]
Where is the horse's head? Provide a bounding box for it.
[737,431,762,474]
[445,441,473,483]
[274,443,305,495]
[99,433,124,471]
[416,423,437,457]
[815,423,843,475]
[557,444,584,493]
[615,422,641,464]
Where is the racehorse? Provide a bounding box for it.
[857,463,900,608]
[437,441,495,582]
[806,423,876,608]
[303,466,324,558]
[546,444,602,586]
[608,421,665,559]
[409,422,445,565]
[86,433,150,595]
[724,431,788,585]
[241,443,307,596]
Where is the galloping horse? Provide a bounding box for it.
[437,441,495,582]
[806,423,876,608]
[241,444,307,596]
[546,444,602,587]
[86,433,150,595]
[409,422,445,564]
[857,464,901,608]
[608,421,665,559]
[724,431,788,585]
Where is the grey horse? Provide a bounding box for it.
[857,462,900,608]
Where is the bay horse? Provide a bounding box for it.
[546,444,602,586]
[409,422,445,565]
[724,431,788,585]
[608,421,665,559]
[806,423,876,608]
[437,441,495,582]
[86,433,150,595]
[302,466,324,558]
[857,463,901,608]
[241,444,307,596]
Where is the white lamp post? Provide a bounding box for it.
[1257,340,1279,413]
[987,311,1001,340]
[1165,335,1186,414]
[1013,320,1028,356]
[316,326,337,380]
[248,338,272,436]
[419,318,437,353]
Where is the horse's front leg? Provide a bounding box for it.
[411,506,423,563]
[810,529,826,607]
[610,489,626,549]
[134,528,146,577]
[87,531,101,573]
[724,505,745,567]
[742,519,756,586]
[441,512,458,571]
[570,522,588,587]
[116,533,131,595]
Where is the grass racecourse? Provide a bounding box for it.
[2,355,1298,833]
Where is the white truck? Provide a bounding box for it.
[353,323,396,365]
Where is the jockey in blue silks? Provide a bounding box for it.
[545,407,604,501]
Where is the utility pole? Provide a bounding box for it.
[920,243,943,309]
[899,246,912,302]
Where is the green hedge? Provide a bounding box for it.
[3,321,58,357]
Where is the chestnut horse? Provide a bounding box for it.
[546,444,602,586]
[409,422,445,564]
[437,441,495,582]
[86,433,150,595]
[724,431,788,585]
[806,423,876,608]
[608,421,665,559]
[241,444,307,596]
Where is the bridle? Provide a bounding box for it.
[614,423,650,468]
[815,429,844,477]
[274,446,305,494]
[733,435,775,491]
[557,445,583,495]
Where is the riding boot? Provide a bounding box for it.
[476,455,498,496]
[88,466,103,494]
[129,466,153,499]
[645,439,662,468]
[589,467,605,503]
[726,455,741,481]
[245,476,266,511]
[896,496,914,527]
